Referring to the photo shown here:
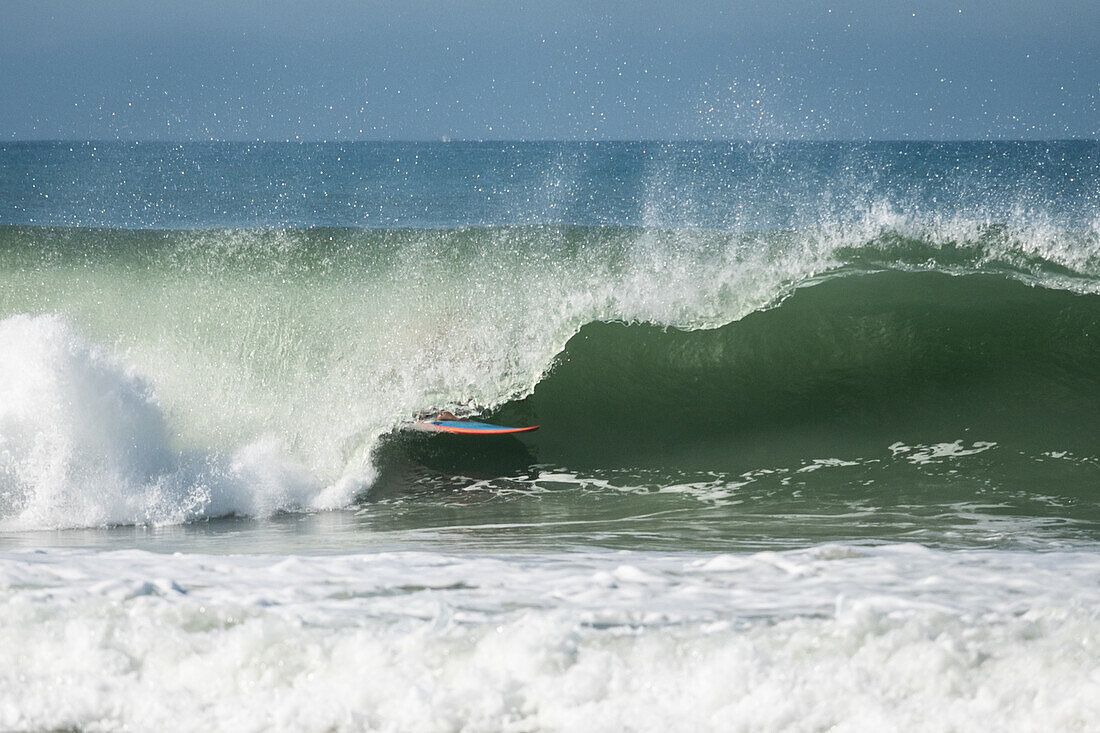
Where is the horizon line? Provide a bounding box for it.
[3,136,1098,146]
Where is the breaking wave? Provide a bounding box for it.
[2,214,1099,528]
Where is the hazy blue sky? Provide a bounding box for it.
[2,0,1096,140]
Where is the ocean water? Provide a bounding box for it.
[1,141,1099,731]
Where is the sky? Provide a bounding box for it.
[1,0,1097,141]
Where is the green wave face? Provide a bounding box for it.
[503,271,1100,467]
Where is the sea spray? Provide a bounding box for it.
[0,314,355,528]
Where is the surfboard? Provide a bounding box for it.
[410,420,540,435]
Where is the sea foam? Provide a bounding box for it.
[0,314,358,529]
[1,544,1097,732]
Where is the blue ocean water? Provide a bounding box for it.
[3,140,1096,229]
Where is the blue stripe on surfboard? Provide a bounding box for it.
[419,420,539,434]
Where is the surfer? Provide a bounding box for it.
[414,410,463,421]
[409,409,539,434]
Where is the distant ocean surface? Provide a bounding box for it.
[2,141,1099,731]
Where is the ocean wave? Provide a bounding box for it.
[3,220,1100,528]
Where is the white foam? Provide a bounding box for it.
[888,440,999,465]
[0,315,365,529]
[1,543,1097,731]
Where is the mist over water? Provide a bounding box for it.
[2,141,1099,731]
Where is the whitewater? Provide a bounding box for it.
[4,545,1099,731]
[1,141,1099,731]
